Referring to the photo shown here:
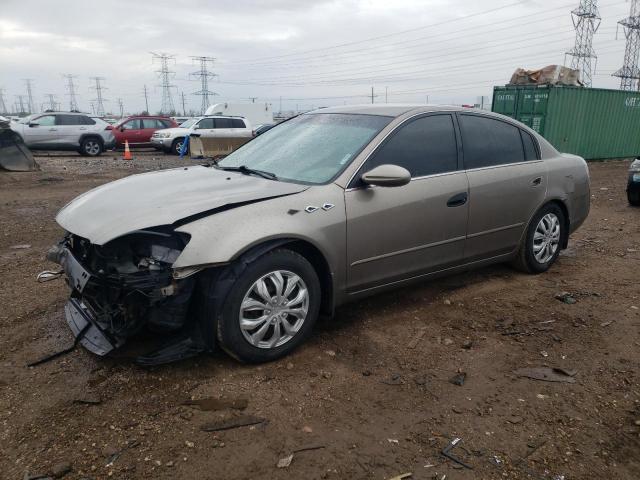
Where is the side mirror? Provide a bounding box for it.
[361,164,411,187]
[28,122,40,128]
[192,124,200,130]
[119,127,125,132]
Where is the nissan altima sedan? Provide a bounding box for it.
[42,105,590,364]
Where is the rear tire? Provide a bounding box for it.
[628,189,640,207]
[80,137,103,157]
[512,203,565,274]
[214,249,321,363]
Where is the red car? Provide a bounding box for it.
[112,116,178,148]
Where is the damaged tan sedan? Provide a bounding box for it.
[41,105,590,364]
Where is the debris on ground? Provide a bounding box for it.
[462,339,473,349]
[441,437,473,469]
[513,367,577,383]
[554,292,577,304]
[200,415,266,432]
[381,373,403,385]
[386,473,412,480]
[277,454,294,468]
[449,371,467,386]
[182,397,248,411]
[9,244,31,249]
[72,394,102,405]
[105,440,140,467]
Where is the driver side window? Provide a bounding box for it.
[36,115,56,127]
[366,114,459,178]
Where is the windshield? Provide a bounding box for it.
[180,118,199,128]
[218,113,391,184]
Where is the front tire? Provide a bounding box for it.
[512,203,565,274]
[215,249,321,363]
[171,138,186,156]
[628,188,640,207]
[80,137,103,157]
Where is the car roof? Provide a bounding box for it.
[306,104,478,117]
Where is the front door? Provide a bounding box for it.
[23,114,57,147]
[346,114,469,293]
[458,113,547,261]
[120,119,143,145]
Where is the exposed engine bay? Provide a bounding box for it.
[45,229,201,363]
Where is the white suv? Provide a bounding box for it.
[11,112,115,156]
[151,115,252,155]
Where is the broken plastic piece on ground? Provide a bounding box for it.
[200,415,266,432]
[182,397,248,411]
[135,334,206,366]
[277,454,294,468]
[37,269,64,283]
[386,474,412,480]
[0,118,40,172]
[513,367,576,383]
[26,322,90,367]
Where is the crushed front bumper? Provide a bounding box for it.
[46,239,195,359]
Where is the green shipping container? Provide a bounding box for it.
[491,85,640,160]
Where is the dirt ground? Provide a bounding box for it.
[1,151,639,480]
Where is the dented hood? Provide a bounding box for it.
[56,165,307,244]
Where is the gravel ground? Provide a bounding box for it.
[1,154,639,480]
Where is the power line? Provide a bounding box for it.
[90,77,107,116]
[222,0,529,65]
[151,52,176,114]
[565,0,601,86]
[63,74,79,111]
[612,0,640,89]
[190,56,218,114]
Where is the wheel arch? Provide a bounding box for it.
[79,133,104,146]
[230,237,335,317]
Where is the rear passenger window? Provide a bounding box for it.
[214,118,233,129]
[231,118,246,128]
[56,114,82,126]
[367,114,458,178]
[142,119,162,129]
[459,115,524,169]
[520,130,539,160]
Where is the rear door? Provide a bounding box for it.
[458,113,546,261]
[55,114,85,146]
[346,113,468,292]
[140,118,163,144]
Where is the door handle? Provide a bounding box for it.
[447,192,468,207]
[49,128,57,131]
[531,177,542,186]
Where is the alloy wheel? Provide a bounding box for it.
[239,270,309,349]
[533,213,561,264]
[84,140,100,156]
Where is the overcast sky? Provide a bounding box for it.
[0,0,633,116]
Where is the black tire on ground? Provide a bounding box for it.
[512,203,566,274]
[628,189,640,207]
[213,249,321,363]
[171,138,186,156]
[79,137,103,157]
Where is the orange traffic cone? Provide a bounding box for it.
[123,140,132,161]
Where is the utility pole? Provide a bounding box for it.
[0,88,7,114]
[117,98,124,118]
[247,97,258,103]
[189,56,217,114]
[152,52,177,115]
[613,0,640,90]
[63,74,79,111]
[371,86,375,104]
[90,102,95,115]
[565,0,600,87]
[89,77,107,116]
[142,84,150,113]
[279,96,282,113]
[23,79,36,114]
[181,91,187,116]
[385,86,388,103]
[15,95,27,115]
[44,93,58,111]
